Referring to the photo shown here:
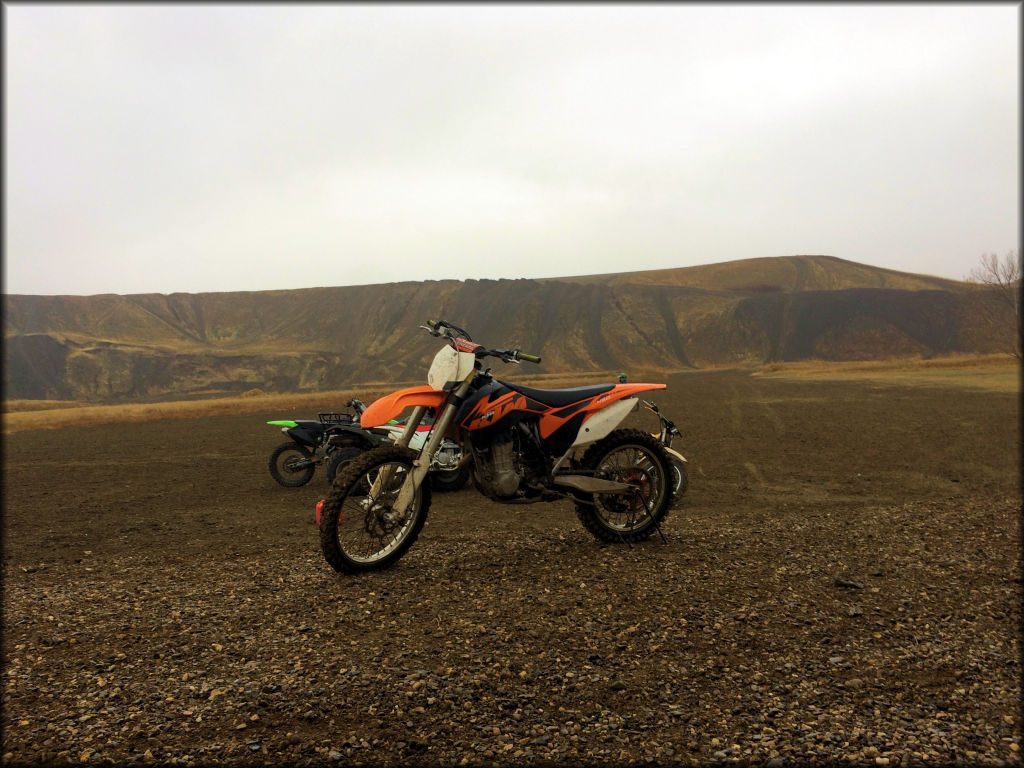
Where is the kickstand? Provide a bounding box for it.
[653,518,667,544]
[615,527,633,550]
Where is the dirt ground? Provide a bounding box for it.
[2,368,1021,765]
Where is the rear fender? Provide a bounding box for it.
[326,424,384,448]
[580,383,666,421]
[360,386,448,429]
[601,383,667,401]
[284,425,324,447]
[572,382,668,449]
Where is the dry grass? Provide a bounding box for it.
[2,388,389,435]
[3,399,90,413]
[753,353,1020,391]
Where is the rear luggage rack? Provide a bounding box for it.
[318,412,353,424]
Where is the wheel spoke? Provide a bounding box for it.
[591,443,666,533]
[334,460,419,564]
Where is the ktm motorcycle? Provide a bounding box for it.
[319,319,678,574]
[325,421,469,491]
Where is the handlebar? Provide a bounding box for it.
[476,347,542,365]
[422,320,541,364]
[423,319,473,342]
[642,399,680,435]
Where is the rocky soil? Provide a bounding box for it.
[3,369,1020,765]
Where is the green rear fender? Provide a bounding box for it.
[267,420,298,428]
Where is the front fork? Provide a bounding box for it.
[368,380,471,513]
[392,406,427,449]
[390,378,472,515]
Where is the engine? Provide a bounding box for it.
[430,438,462,472]
[469,422,546,501]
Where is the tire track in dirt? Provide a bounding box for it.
[726,380,744,432]
[723,377,770,487]
[743,461,767,486]
[723,375,786,488]
[758,398,785,434]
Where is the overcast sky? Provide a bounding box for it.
[4,4,1020,296]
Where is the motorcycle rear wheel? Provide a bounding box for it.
[431,465,470,492]
[319,444,431,574]
[325,446,365,485]
[574,429,674,543]
[269,441,316,487]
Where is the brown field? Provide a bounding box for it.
[1,365,1020,765]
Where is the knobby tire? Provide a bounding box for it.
[268,441,316,487]
[574,428,675,543]
[319,444,431,574]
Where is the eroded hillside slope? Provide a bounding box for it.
[3,256,1005,402]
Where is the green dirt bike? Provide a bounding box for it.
[641,399,688,503]
[267,399,384,487]
[268,399,471,491]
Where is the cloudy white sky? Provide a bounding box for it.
[4,4,1020,296]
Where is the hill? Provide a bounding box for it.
[2,255,1006,403]
[548,254,964,292]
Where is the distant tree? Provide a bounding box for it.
[967,250,1021,359]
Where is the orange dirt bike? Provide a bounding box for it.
[319,319,678,573]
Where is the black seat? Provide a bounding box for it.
[500,382,615,408]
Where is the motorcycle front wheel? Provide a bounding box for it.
[269,442,316,487]
[670,459,688,502]
[319,445,431,574]
[574,429,674,543]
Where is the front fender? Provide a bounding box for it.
[663,445,687,464]
[360,386,448,428]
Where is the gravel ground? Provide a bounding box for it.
[3,369,1020,765]
[3,494,1020,766]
